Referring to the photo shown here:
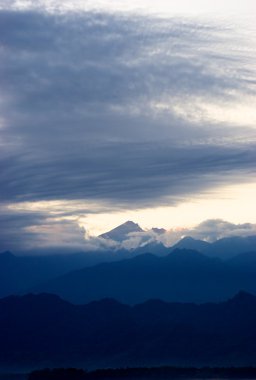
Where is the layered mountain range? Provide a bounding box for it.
[1,220,256,371]
[99,221,256,259]
[30,248,256,304]
[1,221,256,302]
[1,291,256,370]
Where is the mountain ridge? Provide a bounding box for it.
[1,232,256,299]
[31,248,256,305]
[98,220,256,259]
[1,291,256,370]
[99,221,144,242]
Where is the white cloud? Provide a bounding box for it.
[97,219,256,250]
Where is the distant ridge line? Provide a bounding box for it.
[29,366,256,380]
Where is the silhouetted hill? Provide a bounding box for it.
[32,249,256,304]
[228,251,256,272]
[175,235,256,259]
[171,237,211,252]
[28,366,256,380]
[0,251,16,262]
[0,250,134,298]
[1,292,256,370]
[205,235,256,259]
[131,241,169,255]
[2,233,256,301]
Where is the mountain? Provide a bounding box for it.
[32,249,256,304]
[131,241,169,255]
[0,250,132,298]
[2,233,256,300]
[228,251,256,272]
[1,292,256,370]
[0,242,166,299]
[99,223,256,259]
[205,235,256,259]
[0,251,15,262]
[171,235,256,259]
[99,221,144,242]
[171,236,211,252]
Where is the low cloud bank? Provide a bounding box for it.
[91,219,256,251]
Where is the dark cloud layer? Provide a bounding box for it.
[0,205,87,252]
[0,8,255,250]
[1,142,256,205]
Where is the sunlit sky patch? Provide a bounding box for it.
[0,0,255,251]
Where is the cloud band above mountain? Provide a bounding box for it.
[0,5,255,251]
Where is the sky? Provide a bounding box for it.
[0,0,256,252]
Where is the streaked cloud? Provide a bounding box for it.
[0,3,255,250]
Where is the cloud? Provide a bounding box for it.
[157,219,256,247]
[97,219,256,250]
[188,219,256,242]
[120,230,157,250]
[0,7,256,250]
[0,204,88,253]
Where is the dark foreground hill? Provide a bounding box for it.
[32,249,256,304]
[1,291,256,370]
[28,367,256,380]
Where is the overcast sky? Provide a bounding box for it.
[0,0,256,252]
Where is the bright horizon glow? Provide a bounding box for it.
[8,182,256,237]
[80,182,256,235]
